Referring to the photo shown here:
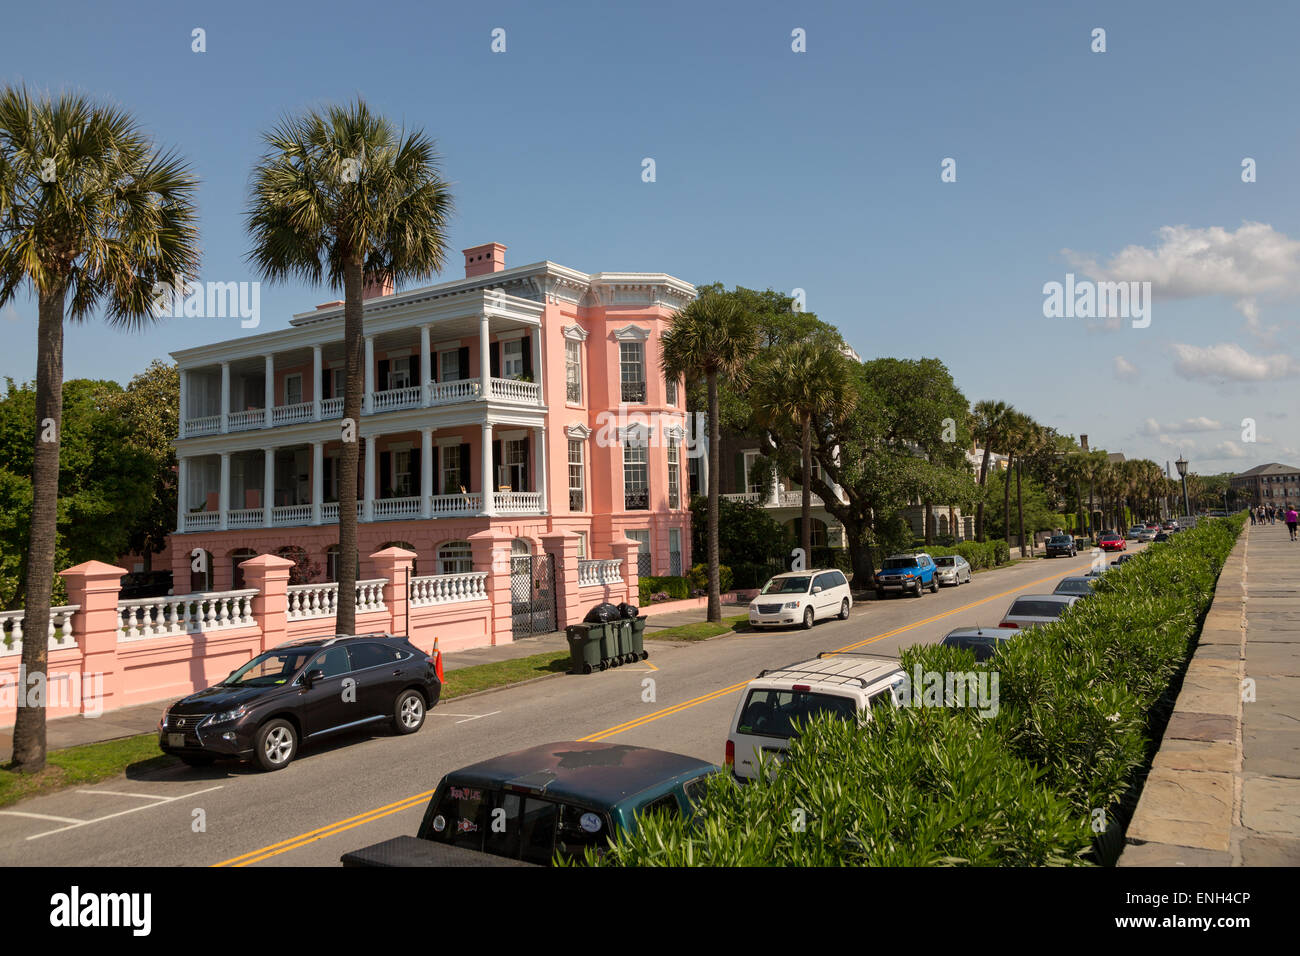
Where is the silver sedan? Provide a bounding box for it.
[934,555,972,586]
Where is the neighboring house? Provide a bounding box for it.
[1231,462,1300,510]
[167,242,696,592]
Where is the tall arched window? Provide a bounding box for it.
[437,540,473,574]
[380,541,418,575]
[190,550,214,593]
[230,548,257,589]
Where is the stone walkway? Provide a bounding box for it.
[1120,521,1300,865]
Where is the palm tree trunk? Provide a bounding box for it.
[975,447,991,541]
[948,503,957,542]
[924,501,933,546]
[706,372,722,623]
[800,414,812,562]
[1003,454,1014,549]
[12,281,67,773]
[1016,459,1027,557]
[335,257,365,634]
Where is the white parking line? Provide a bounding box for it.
[427,711,501,724]
[21,785,225,841]
[0,810,85,824]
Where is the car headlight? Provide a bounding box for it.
[784,601,801,609]
[210,706,247,724]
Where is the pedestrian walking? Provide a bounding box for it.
[1250,508,1257,525]
[1286,506,1298,542]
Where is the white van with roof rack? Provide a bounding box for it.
[747,569,852,629]
[725,652,905,781]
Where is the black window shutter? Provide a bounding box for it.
[410,450,421,495]
[521,336,533,378]
[430,351,438,382]
[431,446,439,496]
[489,343,500,378]
[492,440,501,489]
[522,433,530,491]
[321,366,331,399]
[459,443,470,492]
[458,346,469,380]
[377,359,390,390]
[411,353,420,384]
[379,451,391,497]
[734,453,746,493]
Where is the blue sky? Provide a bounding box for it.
[2,0,1297,473]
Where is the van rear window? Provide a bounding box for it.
[737,689,857,740]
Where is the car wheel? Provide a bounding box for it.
[254,719,297,772]
[913,581,923,597]
[180,754,215,767]
[838,598,850,620]
[929,578,939,593]
[802,607,814,629]
[393,689,426,735]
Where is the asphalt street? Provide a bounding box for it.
[0,545,1138,867]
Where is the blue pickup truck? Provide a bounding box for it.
[873,552,939,598]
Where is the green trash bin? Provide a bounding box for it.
[614,618,638,664]
[566,624,604,674]
[599,621,623,667]
[628,616,648,661]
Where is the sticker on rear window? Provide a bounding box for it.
[579,813,603,833]
[449,787,481,800]
[431,814,446,832]
[457,818,479,833]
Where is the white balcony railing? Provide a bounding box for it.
[371,385,423,412]
[321,396,343,418]
[430,493,481,516]
[321,501,364,522]
[778,490,824,507]
[409,571,488,607]
[183,414,221,437]
[272,504,312,526]
[285,579,387,621]
[227,408,265,431]
[427,378,481,405]
[493,491,543,514]
[0,606,80,657]
[271,401,314,426]
[184,511,220,531]
[578,559,622,587]
[490,377,542,405]
[228,508,263,529]
[374,496,421,520]
[118,591,256,640]
[722,493,762,504]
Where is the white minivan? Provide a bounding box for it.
[747,569,853,629]
[725,652,905,781]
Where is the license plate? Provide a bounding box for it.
[167,734,185,748]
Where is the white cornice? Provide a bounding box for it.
[612,324,652,342]
[563,323,589,342]
[566,422,592,440]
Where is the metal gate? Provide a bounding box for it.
[511,552,556,639]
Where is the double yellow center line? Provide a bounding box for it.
[213,555,1095,865]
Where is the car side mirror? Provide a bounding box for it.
[812,586,823,594]
[304,668,325,686]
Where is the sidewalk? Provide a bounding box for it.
[1120,521,1300,865]
[2,604,722,759]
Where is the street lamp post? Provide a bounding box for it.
[1175,454,1191,519]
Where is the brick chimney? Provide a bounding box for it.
[363,272,394,299]
[464,243,507,278]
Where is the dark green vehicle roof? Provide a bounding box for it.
[439,741,717,810]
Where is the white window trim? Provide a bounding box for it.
[563,324,589,341]
[613,324,652,342]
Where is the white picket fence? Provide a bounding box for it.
[118,591,257,640]
[286,579,387,621]
[409,572,488,607]
[0,606,80,657]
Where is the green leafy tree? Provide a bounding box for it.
[246,97,453,633]
[0,88,200,772]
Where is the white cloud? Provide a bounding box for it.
[1170,342,1300,382]
[1212,441,1250,459]
[1114,355,1139,380]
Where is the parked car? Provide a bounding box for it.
[941,626,1013,661]
[999,594,1080,629]
[748,569,852,629]
[1126,525,1146,540]
[1135,527,1157,542]
[159,633,440,771]
[1053,576,1096,598]
[1045,534,1077,558]
[1153,531,1171,542]
[933,555,972,586]
[874,553,938,597]
[340,741,719,866]
[1112,553,1135,566]
[1098,533,1126,552]
[726,652,904,781]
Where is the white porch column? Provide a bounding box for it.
[535,426,547,514]
[178,368,188,438]
[220,362,230,433]
[419,324,431,405]
[531,325,543,396]
[364,434,376,521]
[479,314,492,400]
[263,446,275,526]
[219,452,230,531]
[312,345,322,420]
[176,456,189,531]
[363,335,375,414]
[420,428,433,518]
[311,441,323,525]
[481,422,496,515]
[264,354,274,427]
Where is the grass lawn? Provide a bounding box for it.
[441,651,570,699]
[0,734,176,809]
[644,614,750,642]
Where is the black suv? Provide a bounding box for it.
[1045,534,1077,558]
[159,633,440,771]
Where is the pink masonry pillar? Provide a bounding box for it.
[541,531,581,630]
[371,547,415,637]
[240,553,294,651]
[469,529,515,646]
[61,560,128,717]
[610,535,640,607]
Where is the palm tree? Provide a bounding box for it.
[970,399,1013,541]
[752,338,856,562]
[662,292,758,623]
[246,98,453,633]
[0,88,200,772]
[1013,415,1045,557]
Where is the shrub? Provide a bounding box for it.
[638,575,689,605]
[687,562,733,594]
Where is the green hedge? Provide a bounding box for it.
[584,516,1243,866]
[923,539,1010,570]
[687,563,733,594]
[638,576,690,604]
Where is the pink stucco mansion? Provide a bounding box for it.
[165,243,697,602]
